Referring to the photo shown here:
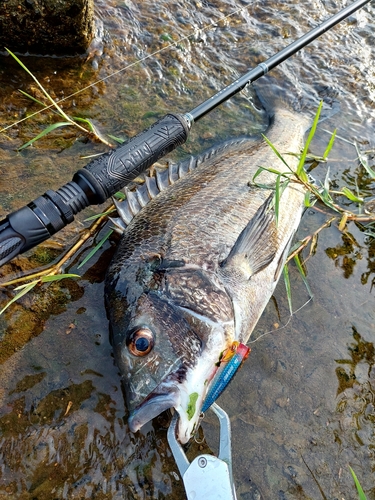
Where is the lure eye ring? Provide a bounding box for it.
[126,327,154,357]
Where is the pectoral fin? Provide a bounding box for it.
[220,194,277,280]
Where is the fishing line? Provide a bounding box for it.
[248,296,313,345]
[0,3,252,134]
[0,0,370,267]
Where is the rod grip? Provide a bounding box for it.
[0,194,72,268]
[0,113,190,267]
[73,113,190,204]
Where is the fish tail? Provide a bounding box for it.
[253,75,339,124]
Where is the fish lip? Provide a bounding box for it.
[127,389,181,433]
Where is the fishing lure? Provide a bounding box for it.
[201,342,250,413]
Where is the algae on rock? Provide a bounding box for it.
[0,0,94,56]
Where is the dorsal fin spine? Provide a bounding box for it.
[136,183,150,207]
[125,188,141,216]
[145,176,158,199]
[155,168,170,191]
[114,138,252,230]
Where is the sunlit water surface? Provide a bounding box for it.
[0,0,375,498]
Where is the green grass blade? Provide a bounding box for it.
[283,264,293,315]
[297,100,323,176]
[289,239,305,255]
[74,117,101,137]
[341,187,363,203]
[18,122,72,150]
[0,274,80,316]
[252,167,266,182]
[0,280,39,316]
[80,152,107,160]
[6,48,74,125]
[279,178,290,198]
[73,116,99,138]
[41,274,80,283]
[323,128,337,159]
[114,192,126,200]
[322,167,331,202]
[74,117,112,145]
[84,208,116,222]
[294,254,313,298]
[284,152,327,162]
[107,134,125,144]
[262,134,292,172]
[316,187,338,212]
[253,166,292,181]
[349,467,367,500]
[354,141,375,179]
[316,167,339,212]
[73,116,95,129]
[297,167,308,183]
[321,128,354,145]
[274,174,281,225]
[18,89,48,108]
[14,279,40,291]
[322,198,338,212]
[304,191,312,207]
[252,183,276,190]
[77,229,113,269]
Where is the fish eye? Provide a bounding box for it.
[126,327,154,357]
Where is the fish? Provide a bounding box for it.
[104,106,310,444]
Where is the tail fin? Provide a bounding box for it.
[252,75,340,122]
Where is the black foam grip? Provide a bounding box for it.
[0,113,190,267]
[73,113,190,204]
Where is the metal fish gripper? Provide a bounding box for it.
[167,403,237,500]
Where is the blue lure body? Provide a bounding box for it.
[201,343,250,413]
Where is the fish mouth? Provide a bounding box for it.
[127,387,181,433]
[127,384,207,444]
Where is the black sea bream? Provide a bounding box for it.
[105,108,310,443]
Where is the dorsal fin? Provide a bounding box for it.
[111,138,251,232]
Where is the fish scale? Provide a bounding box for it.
[105,107,310,443]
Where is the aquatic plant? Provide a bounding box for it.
[0,273,80,316]
[349,467,368,500]
[4,49,113,149]
[254,101,375,313]
[1,101,375,319]
[0,206,112,315]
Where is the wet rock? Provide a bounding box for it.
[0,0,94,56]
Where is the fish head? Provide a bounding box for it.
[106,262,234,444]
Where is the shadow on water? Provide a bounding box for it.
[1,0,375,498]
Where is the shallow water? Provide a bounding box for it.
[0,0,375,498]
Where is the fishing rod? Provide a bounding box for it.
[0,0,371,267]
